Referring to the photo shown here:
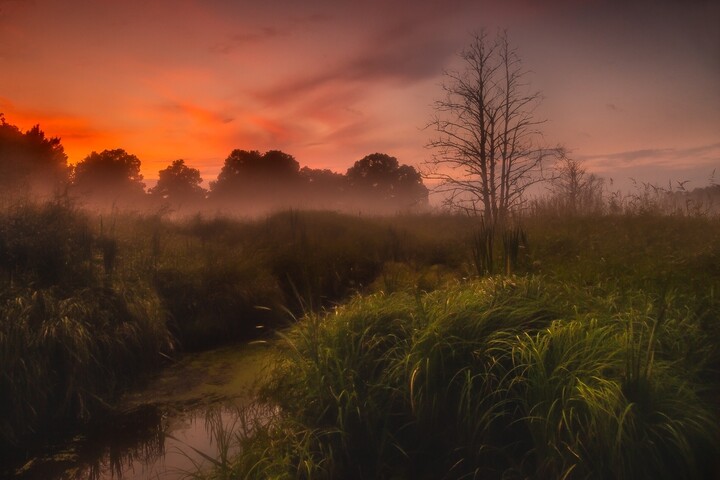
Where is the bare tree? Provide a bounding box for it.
[425,31,560,226]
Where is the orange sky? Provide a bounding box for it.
[1,0,718,190]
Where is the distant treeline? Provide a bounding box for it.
[0,115,428,214]
[3,115,719,218]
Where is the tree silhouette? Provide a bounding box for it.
[347,153,400,190]
[299,167,347,208]
[346,153,428,210]
[210,149,301,204]
[426,31,560,225]
[300,167,345,188]
[0,115,69,200]
[150,159,206,207]
[211,149,260,197]
[72,149,146,205]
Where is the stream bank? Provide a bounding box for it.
[8,342,274,480]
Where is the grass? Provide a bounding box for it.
[0,283,173,449]
[228,278,719,479]
[2,199,719,478]
[0,203,175,457]
[0,204,469,456]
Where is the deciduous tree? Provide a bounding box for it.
[548,155,605,215]
[425,31,560,225]
[72,149,146,205]
[150,159,206,207]
[346,153,428,210]
[0,115,69,200]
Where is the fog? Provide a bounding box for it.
[0,118,430,218]
[3,117,719,221]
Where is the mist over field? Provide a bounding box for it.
[1,0,719,478]
[2,112,719,479]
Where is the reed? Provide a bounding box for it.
[0,284,173,449]
[228,277,719,479]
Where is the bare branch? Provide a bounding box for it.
[424,30,560,225]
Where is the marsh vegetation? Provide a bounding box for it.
[1,192,718,479]
[2,93,719,478]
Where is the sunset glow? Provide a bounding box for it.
[1,0,718,189]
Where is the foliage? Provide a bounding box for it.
[546,155,605,216]
[0,201,97,289]
[72,148,146,207]
[153,247,284,351]
[209,149,301,206]
[232,278,719,479]
[149,159,206,208]
[208,149,429,213]
[146,210,465,348]
[0,115,69,201]
[346,153,429,211]
[0,203,174,454]
[0,114,430,216]
[524,214,720,294]
[0,284,173,449]
[3,200,720,477]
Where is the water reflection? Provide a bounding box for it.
[15,403,270,480]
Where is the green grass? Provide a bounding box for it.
[225,278,719,479]
[2,200,719,478]
[0,283,173,449]
[0,205,469,454]
[0,203,175,454]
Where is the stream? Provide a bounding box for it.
[8,342,274,480]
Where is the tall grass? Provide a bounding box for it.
[0,201,95,288]
[524,213,720,294]
[0,284,173,449]
[3,201,719,477]
[230,277,719,479]
[0,202,175,455]
[152,209,472,347]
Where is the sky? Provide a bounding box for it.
[1,0,718,190]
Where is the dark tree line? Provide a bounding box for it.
[0,116,428,213]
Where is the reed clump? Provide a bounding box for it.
[0,284,173,448]
[232,277,719,479]
[0,202,174,454]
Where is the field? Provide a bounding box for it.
[1,200,719,479]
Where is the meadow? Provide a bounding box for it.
[0,195,719,479]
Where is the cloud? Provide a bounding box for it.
[291,12,331,24]
[245,115,306,145]
[236,8,461,164]
[255,8,458,107]
[209,12,330,55]
[580,142,720,171]
[209,27,288,54]
[156,102,235,126]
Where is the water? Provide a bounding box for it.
[9,343,273,480]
